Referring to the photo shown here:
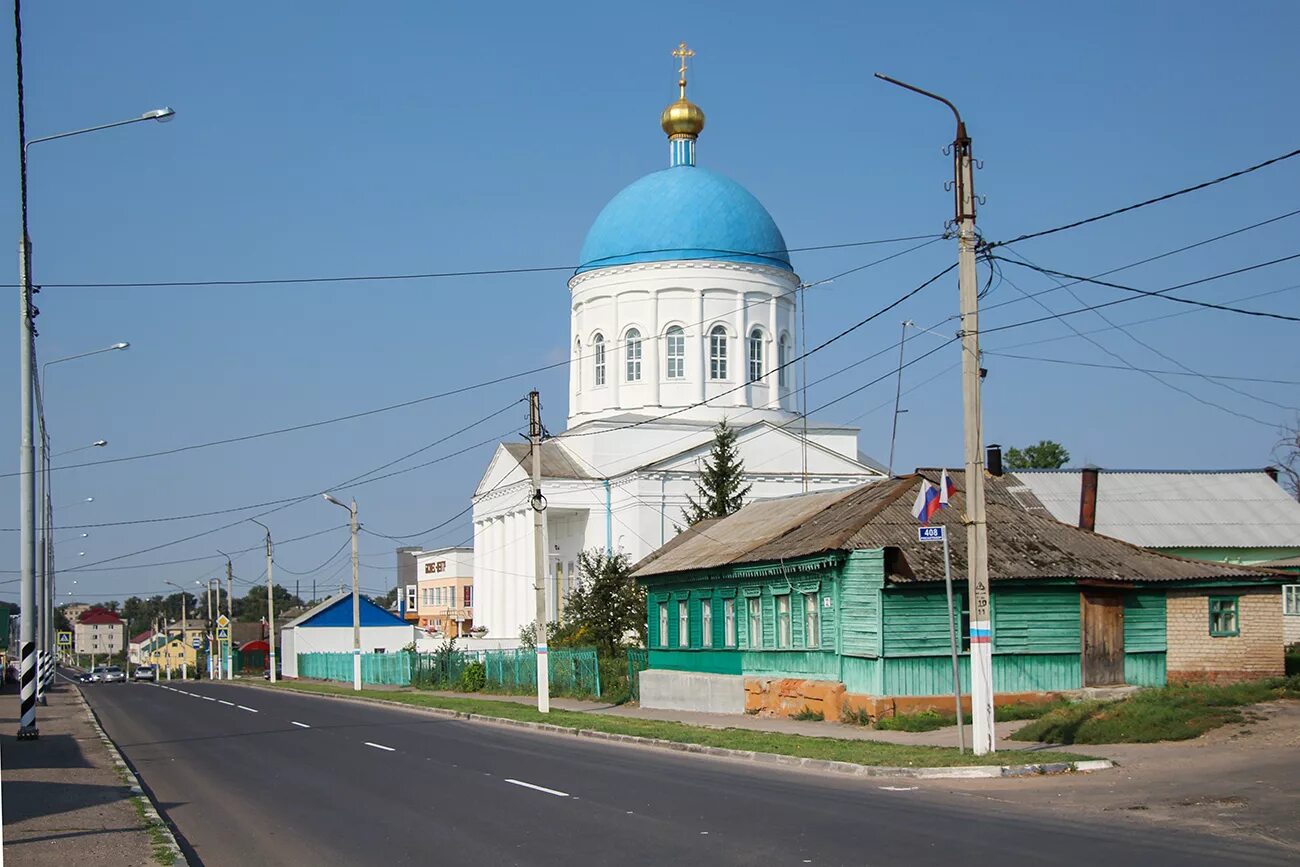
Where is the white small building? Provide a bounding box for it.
[279,592,416,678]
[73,608,125,657]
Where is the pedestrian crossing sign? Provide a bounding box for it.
[217,627,230,641]
[216,614,230,629]
[57,631,72,646]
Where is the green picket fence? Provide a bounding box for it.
[297,652,412,686]
[626,648,649,701]
[479,648,601,697]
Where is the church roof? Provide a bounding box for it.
[576,165,792,275]
[502,441,593,480]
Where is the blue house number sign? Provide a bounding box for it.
[917,526,946,542]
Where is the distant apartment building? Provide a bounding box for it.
[74,608,125,657]
[415,547,474,637]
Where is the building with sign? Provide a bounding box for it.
[629,470,1288,719]
[414,547,474,638]
[73,608,126,657]
[470,47,884,646]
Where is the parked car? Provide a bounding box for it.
[82,667,104,683]
[133,664,156,682]
[100,665,127,684]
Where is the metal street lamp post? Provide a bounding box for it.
[164,581,190,681]
[249,520,276,683]
[322,494,361,691]
[14,86,174,741]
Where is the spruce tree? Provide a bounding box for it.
[682,419,752,525]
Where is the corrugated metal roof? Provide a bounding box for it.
[502,441,593,480]
[1009,470,1300,548]
[633,472,1281,585]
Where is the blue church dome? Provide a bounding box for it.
[576,165,793,274]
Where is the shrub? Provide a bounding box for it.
[597,656,631,704]
[791,706,824,722]
[840,705,872,727]
[456,661,486,693]
[1285,646,1300,677]
[875,710,951,732]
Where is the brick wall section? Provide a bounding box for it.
[1166,587,1283,683]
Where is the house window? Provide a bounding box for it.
[665,326,685,379]
[778,335,790,387]
[678,601,689,648]
[406,586,416,612]
[804,595,820,648]
[776,595,792,648]
[1284,585,1300,616]
[748,328,764,382]
[625,328,642,382]
[593,334,606,386]
[464,586,473,608]
[701,600,713,648]
[709,325,728,380]
[1209,596,1240,637]
[658,602,669,648]
[747,597,762,647]
[724,598,737,647]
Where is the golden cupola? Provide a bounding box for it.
[661,41,705,143]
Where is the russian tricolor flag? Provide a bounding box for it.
[912,480,943,524]
[940,469,956,505]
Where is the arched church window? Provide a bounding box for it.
[625,329,642,382]
[748,328,764,382]
[593,334,606,386]
[665,326,685,379]
[778,335,790,387]
[709,325,728,380]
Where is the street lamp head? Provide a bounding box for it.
[142,108,175,123]
[92,440,108,447]
[84,497,94,503]
[322,493,342,507]
[112,342,130,350]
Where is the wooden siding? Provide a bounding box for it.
[841,655,882,695]
[840,550,884,656]
[883,655,971,696]
[648,649,742,674]
[882,589,964,657]
[1124,651,1166,686]
[741,650,840,681]
[994,653,1081,692]
[1124,592,1166,651]
[994,589,1080,654]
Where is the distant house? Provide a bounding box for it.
[1009,466,1300,645]
[128,629,156,664]
[73,608,125,657]
[279,592,415,678]
[414,547,474,638]
[631,471,1287,720]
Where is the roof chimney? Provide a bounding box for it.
[986,443,1003,477]
[1079,466,1100,532]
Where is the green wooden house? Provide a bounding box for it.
[630,471,1287,719]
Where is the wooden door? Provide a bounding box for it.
[1081,591,1125,686]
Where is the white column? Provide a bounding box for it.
[647,290,661,407]
[732,290,747,407]
[491,514,506,638]
[766,293,781,409]
[609,296,621,410]
[696,289,707,404]
[513,509,529,635]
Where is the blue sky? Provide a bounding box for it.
[2,1,1298,606]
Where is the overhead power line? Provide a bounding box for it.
[986,351,1300,385]
[988,145,1300,249]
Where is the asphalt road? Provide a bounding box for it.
[78,677,1293,867]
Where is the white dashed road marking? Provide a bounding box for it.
[291,721,311,728]
[218,700,234,706]
[203,696,216,702]
[237,705,258,713]
[504,779,569,798]
[364,742,396,752]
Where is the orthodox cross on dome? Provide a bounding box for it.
[672,41,695,97]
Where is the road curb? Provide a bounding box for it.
[73,685,191,866]
[235,680,1114,780]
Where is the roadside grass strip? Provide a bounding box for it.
[265,680,1094,769]
[1012,675,1300,745]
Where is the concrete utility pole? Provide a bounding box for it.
[250,519,276,684]
[886,320,912,477]
[164,582,190,681]
[322,495,361,691]
[220,552,233,680]
[528,391,550,713]
[205,579,214,679]
[875,73,995,754]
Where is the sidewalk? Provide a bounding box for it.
[0,678,159,866]
[415,688,1042,752]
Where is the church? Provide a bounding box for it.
[470,45,884,644]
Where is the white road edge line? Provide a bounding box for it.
[504,778,570,798]
[237,705,258,713]
[218,700,234,706]
[364,742,395,752]
[291,721,311,728]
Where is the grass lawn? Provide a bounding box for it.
[1012,676,1300,745]
[872,701,1070,733]
[262,680,1092,768]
